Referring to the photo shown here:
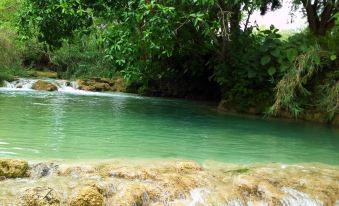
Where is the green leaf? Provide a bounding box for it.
[330,54,337,61]
[314,56,321,65]
[261,55,271,65]
[248,70,256,78]
[268,67,276,76]
[286,48,297,62]
[271,49,280,57]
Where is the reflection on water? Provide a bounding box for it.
[0,90,338,164]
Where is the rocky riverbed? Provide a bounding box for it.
[0,159,338,206]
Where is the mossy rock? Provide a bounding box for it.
[0,159,28,178]
[20,187,61,206]
[32,80,58,91]
[77,78,127,92]
[69,186,104,206]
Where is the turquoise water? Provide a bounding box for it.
[0,90,338,164]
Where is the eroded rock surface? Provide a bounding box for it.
[0,159,28,178]
[69,186,103,206]
[32,80,58,91]
[0,160,338,205]
[20,187,61,206]
[77,78,126,92]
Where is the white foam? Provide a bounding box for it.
[1,78,142,99]
[281,187,323,206]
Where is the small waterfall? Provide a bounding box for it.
[281,187,323,206]
[1,78,78,92]
[1,78,141,98]
[188,188,209,206]
[3,79,36,90]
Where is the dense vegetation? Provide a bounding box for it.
[0,0,338,122]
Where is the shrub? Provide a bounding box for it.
[51,33,117,79]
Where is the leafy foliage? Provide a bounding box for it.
[2,0,337,120]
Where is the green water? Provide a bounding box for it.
[0,90,338,164]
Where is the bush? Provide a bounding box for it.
[0,28,22,69]
[51,33,117,79]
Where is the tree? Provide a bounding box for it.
[277,0,339,36]
[295,0,338,36]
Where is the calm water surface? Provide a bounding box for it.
[0,90,338,164]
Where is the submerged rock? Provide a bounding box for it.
[69,186,104,206]
[20,187,61,206]
[0,159,28,178]
[32,80,58,91]
[28,163,59,178]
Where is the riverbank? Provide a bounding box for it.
[0,158,338,206]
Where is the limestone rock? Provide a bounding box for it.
[77,78,127,92]
[112,183,159,205]
[28,163,58,178]
[69,186,104,206]
[0,159,28,178]
[32,80,58,91]
[112,78,127,92]
[176,161,202,173]
[20,187,61,206]
[93,82,111,91]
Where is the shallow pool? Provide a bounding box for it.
[0,90,338,164]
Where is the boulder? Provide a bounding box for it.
[112,78,127,92]
[32,80,58,91]
[93,82,111,91]
[69,186,104,206]
[20,187,61,206]
[77,78,127,92]
[0,159,28,178]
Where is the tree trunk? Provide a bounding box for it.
[303,0,336,36]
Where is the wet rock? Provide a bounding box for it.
[112,78,127,92]
[20,187,61,206]
[32,80,58,91]
[65,80,71,86]
[176,161,202,173]
[28,163,58,178]
[303,112,327,123]
[160,174,199,198]
[93,82,111,91]
[69,186,104,206]
[106,167,158,180]
[60,165,96,178]
[81,85,96,91]
[112,183,159,205]
[77,78,127,92]
[0,159,28,178]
